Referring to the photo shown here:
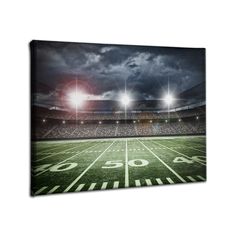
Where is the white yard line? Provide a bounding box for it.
[189,147,206,154]
[152,141,206,166]
[137,139,186,183]
[125,139,129,188]
[35,142,101,176]
[35,145,81,162]
[36,145,63,154]
[64,141,115,192]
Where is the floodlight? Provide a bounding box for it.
[68,90,86,108]
[42,119,46,123]
[178,119,181,122]
[116,121,119,124]
[120,93,131,107]
[133,120,136,123]
[165,120,168,123]
[62,120,66,124]
[80,121,84,124]
[196,116,199,120]
[164,93,174,106]
[99,121,102,124]
[149,120,152,123]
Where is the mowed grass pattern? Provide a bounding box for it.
[31,136,206,196]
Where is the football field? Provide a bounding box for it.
[31,135,206,196]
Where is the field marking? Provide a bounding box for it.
[187,176,196,182]
[189,147,206,154]
[88,183,96,191]
[113,181,119,189]
[125,139,129,188]
[35,142,101,176]
[35,145,83,162]
[137,139,186,183]
[152,141,206,166]
[35,186,47,195]
[75,184,85,192]
[36,145,64,155]
[135,180,141,187]
[47,185,60,194]
[145,179,152,186]
[64,141,115,192]
[166,177,174,184]
[197,175,206,181]
[101,182,108,190]
[156,178,163,185]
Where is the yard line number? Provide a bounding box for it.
[33,155,206,174]
[102,159,149,168]
[173,156,206,164]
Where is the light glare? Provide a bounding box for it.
[164,94,174,105]
[121,93,131,107]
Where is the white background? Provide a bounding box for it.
[0,0,236,235]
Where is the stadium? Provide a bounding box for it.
[31,41,206,196]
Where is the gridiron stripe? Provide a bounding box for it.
[135,180,141,187]
[88,183,96,191]
[156,178,163,185]
[101,182,108,190]
[113,181,119,189]
[197,175,206,181]
[166,177,174,184]
[187,176,196,182]
[47,185,60,194]
[145,179,152,186]
[35,186,48,195]
[75,184,85,192]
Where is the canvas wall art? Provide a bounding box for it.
[31,40,206,196]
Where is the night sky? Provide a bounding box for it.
[32,40,205,110]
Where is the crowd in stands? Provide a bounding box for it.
[34,106,205,121]
[33,119,205,140]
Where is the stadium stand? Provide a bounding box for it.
[32,104,206,140]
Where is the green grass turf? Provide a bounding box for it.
[31,135,206,196]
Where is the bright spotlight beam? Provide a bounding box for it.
[164,93,174,106]
[120,93,131,107]
[68,90,86,108]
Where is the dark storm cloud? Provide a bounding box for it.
[33,41,205,105]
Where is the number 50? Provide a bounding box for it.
[102,159,149,169]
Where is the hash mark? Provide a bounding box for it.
[113,181,119,189]
[197,175,206,181]
[135,180,141,187]
[166,177,174,184]
[187,176,196,182]
[35,186,48,195]
[47,185,60,194]
[88,183,96,191]
[145,179,152,186]
[75,184,85,192]
[156,178,163,185]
